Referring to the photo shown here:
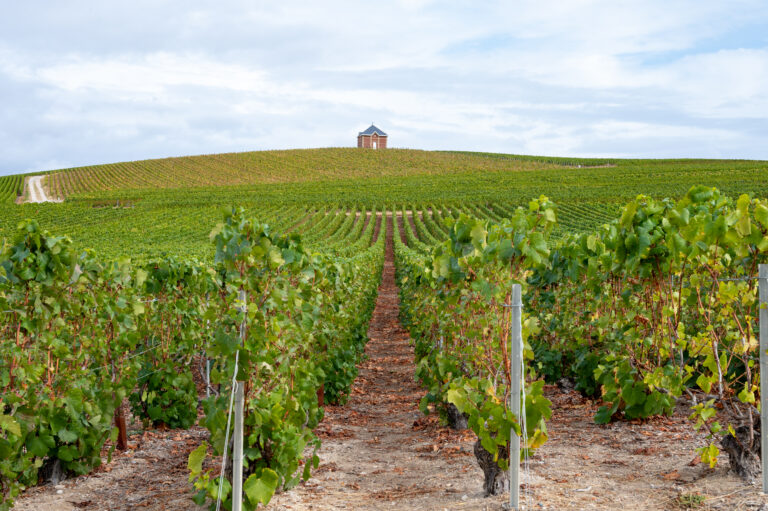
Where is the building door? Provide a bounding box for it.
[373,140,378,149]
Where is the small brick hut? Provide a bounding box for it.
[357,124,387,149]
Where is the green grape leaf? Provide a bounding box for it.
[244,468,279,506]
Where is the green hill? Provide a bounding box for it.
[2,148,767,261]
[40,148,569,199]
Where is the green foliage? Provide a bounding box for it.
[529,187,768,466]
[397,185,768,472]
[0,175,22,203]
[5,157,768,507]
[1,208,382,509]
[0,220,145,507]
[593,359,676,423]
[188,208,383,510]
[129,364,198,429]
[395,199,556,472]
[127,257,212,430]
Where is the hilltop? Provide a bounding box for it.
[31,148,575,199]
[3,147,766,205]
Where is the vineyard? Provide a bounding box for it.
[0,176,22,203]
[40,149,567,199]
[3,149,768,510]
[1,207,385,510]
[2,149,767,263]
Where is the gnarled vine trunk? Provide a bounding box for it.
[473,439,509,496]
[39,458,65,485]
[446,402,468,430]
[721,416,761,483]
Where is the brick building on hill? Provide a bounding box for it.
[357,124,387,149]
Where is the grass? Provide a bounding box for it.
[675,492,706,509]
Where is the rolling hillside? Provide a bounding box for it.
[40,148,568,199]
[1,148,767,261]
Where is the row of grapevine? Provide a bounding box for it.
[419,207,450,242]
[188,208,385,508]
[0,204,385,510]
[393,199,556,494]
[0,176,22,203]
[0,193,637,274]
[529,187,768,470]
[398,201,622,251]
[398,207,431,254]
[394,187,768,490]
[0,201,311,263]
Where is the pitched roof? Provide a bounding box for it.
[358,124,387,137]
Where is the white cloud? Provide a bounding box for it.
[663,49,768,118]
[591,120,736,141]
[33,53,270,95]
[0,1,767,176]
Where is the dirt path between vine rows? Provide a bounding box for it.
[268,214,494,511]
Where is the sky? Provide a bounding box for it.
[1,1,767,176]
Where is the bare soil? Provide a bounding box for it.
[15,214,768,511]
[359,210,372,234]
[371,214,382,244]
[396,213,407,244]
[14,427,209,511]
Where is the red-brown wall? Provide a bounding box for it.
[357,134,388,149]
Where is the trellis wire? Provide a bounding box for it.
[84,341,163,375]
[134,366,166,383]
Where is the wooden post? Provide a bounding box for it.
[317,383,325,407]
[114,406,128,451]
[509,284,522,510]
[111,356,127,451]
[759,265,768,493]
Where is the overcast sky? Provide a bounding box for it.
[1,1,767,176]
